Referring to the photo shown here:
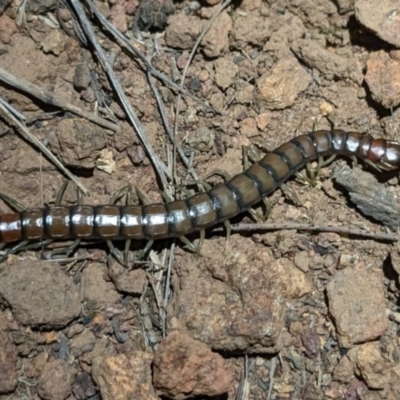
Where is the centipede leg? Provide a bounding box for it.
[110,185,132,205]
[179,235,201,255]
[54,181,69,206]
[136,240,155,260]
[223,220,231,241]
[0,192,26,212]
[280,183,302,206]
[0,240,29,263]
[106,240,125,265]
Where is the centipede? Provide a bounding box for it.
[1,129,400,262]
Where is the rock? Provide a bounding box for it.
[0,14,17,45]
[333,356,354,384]
[37,359,72,400]
[73,64,91,91]
[40,30,64,56]
[187,126,215,152]
[334,164,400,231]
[168,236,311,354]
[292,39,362,83]
[355,0,400,47]
[256,57,312,110]
[0,261,80,328]
[69,329,97,358]
[82,263,121,309]
[365,50,400,109]
[92,351,158,400]
[0,332,17,394]
[50,119,107,169]
[134,0,174,31]
[230,11,272,49]
[108,262,146,294]
[165,14,203,50]
[153,331,233,399]
[240,117,259,138]
[72,371,97,400]
[202,11,232,58]
[326,265,388,347]
[213,57,238,90]
[301,327,320,358]
[348,342,395,389]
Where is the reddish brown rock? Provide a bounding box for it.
[213,57,238,90]
[326,265,388,347]
[168,236,312,354]
[37,359,72,400]
[202,11,232,58]
[92,351,158,400]
[356,0,400,47]
[82,263,121,308]
[153,331,233,399]
[256,57,312,110]
[230,11,272,49]
[365,51,400,109]
[108,262,147,294]
[50,119,107,169]
[292,39,362,83]
[0,261,80,328]
[348,342,396,389]
[165,14,203,50]
[0,332,17,394]
[333,356,354,384]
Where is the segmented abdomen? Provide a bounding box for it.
[1,130,400,243]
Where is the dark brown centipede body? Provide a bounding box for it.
[1,130,400,244]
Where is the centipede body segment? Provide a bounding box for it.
[1,130,400,246]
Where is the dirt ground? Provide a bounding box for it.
[1,0,400,399]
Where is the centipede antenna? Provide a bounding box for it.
[0,192,26,212]
[55,181,69,206]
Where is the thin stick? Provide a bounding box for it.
[0,101,89,194]
[0,66,120,132]
[215,222,399,242]
[70,0,170,189]
[86,0,216,113]
[173,0,232,180]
